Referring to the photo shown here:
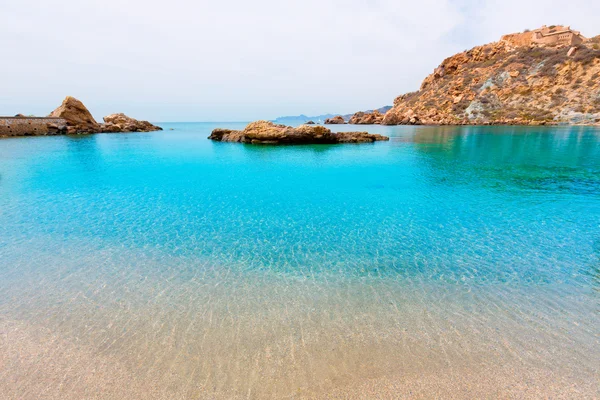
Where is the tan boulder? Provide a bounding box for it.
[324,115,346,124]
[48,96,100,132]
[103,113,162,132]
[208,120,388,144]
[349,110,384,124]
[348,112,365,124]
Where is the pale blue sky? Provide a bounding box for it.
[1,0,598,121]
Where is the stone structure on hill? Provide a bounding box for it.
[501,25,586,48]
[208,120,388,144]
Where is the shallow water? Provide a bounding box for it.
[1,123,599,398]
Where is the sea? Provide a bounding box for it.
[1,123,599,398]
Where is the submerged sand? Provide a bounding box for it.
[1,244,599,399]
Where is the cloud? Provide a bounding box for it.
[0,0,597,121]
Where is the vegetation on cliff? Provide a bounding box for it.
[378,27,600,126]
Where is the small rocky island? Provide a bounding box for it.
[324,115,346,124]
[0,96,162,137]
[209,121,388,144]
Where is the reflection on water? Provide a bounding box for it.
[1,124,599,398]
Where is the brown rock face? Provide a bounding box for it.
[102,113,162,133]
[379,26,600,126]
[349,110,384,124]
[208,121,388,144]
[324,115,346,124]
[49,96,100,132]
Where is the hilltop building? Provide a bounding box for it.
[501,25,586,47]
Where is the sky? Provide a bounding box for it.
[1,0,598,121]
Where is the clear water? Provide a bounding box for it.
[1,123,599,398]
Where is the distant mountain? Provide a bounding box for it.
[274,106,391,124]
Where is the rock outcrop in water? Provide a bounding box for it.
[45,96,162,134]
[102,113,162,133]
[49,96,101,133]
[209,121,388,144]
[351,26,600,126]
[324,115,346,124]
[349,110,384,124]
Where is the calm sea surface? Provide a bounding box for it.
[1,123,599,398]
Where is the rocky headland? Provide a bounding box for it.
[348,25,600,126]
[1,96,162,137]
[209,121,388,144]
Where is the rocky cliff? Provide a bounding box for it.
[379,28,600,126]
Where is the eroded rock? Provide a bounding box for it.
[349,110,384,124]
[208,121,388,144]
[324,115,346,124]
[49,96,100,132]
[102,113,162,132]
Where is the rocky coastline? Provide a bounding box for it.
[0,96,162,137]
[344,26,600,127]
[209,121,388,144]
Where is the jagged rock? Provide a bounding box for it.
[100,123,122,133]
[349,110,384,124]
[46,122,68,134]
[208,120,388,144]
[102,113,162,132]
[49,96,100,132]
[324,115,346,124]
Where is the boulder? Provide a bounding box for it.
[208,120,388,144]
[305,120,316,124]
[49,96,100,132]
[324,115,346,124]
[100,123,122,133]
[102,113,162,132]
[349,110,384,124]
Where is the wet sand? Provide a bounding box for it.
[1,245,598,399]
[2,317,598,399]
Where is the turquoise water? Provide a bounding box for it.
[1,123,600,398]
